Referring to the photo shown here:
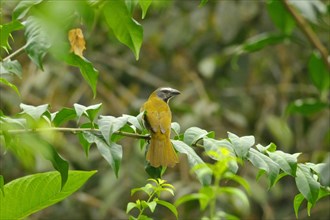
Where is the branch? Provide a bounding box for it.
[2,44,27,62]
[281,0,330,70]
[0,127,151,140]
[116,130,150,140]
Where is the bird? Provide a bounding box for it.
[141,87,180,168]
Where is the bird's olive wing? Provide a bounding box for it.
[144,111,171,134]
[159,111,171,134]
[143,111,158,133]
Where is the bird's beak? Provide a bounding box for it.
[169,88,180,96]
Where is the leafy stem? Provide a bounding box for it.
[127,179,177,220]
[136,188,157,219]
[0,127,150,140]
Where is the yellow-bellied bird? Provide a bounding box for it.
[141,87,180,167]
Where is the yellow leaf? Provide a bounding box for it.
[68,28,86,57]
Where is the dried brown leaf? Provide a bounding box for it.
[68,28,86,57]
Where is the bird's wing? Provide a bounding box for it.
[159,111,171,134]
[142,102,158,133]
[145,110,159,133]
[146,111,169,134]
[143,100,171,134]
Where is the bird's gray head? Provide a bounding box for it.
[156,87,180,103]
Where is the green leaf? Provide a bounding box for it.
[286,98,328,115]
[78,131,91,157]
[305,162,327,174]
[199,186,214,210]
[123,112,145,131]
[216,187,250,210]
[73,103,102,123]
[131,183,153,196]
[136,215,152,220]
[156,199,178,219]
[247,148,280,187]
[0,117,26,129]
[45,145,69,188]
[215,211,240,220]
[242,33,287,53]
[52,107,77,127]
[0,78,21,96]
[268,150,300,176]
[126,202,137,213]
[112,123,135,142]
[74,103,86,122]
[228,132,254,158]
[100,140,123,176]
[139,0,152,19]
[223,173,251,194]
[83,131,122,177]
[266,0,296,34]
[0,20,24,52]
[175,193,209,207]
[85,103,103,122]
[172,140,212,185]
[0,170,96,219]
[0,60,23,78]
[171,122,180,136]
[12,0,44,20]
[0,175,4,196]
[145,165,163,179]
[24,17,52,70]
[295,164,320,205]
[319,160,330,186]
[307,202,312,216]
[146,200,157,213]
[20,103,49,121]
[162,187,175,196]
[98,115,128,144]
[184,127,209,146]
[141,200,149,209]
[124,0,137,14]
[77,122,95,156]
[103,0,143,60]
[255,143,277,153]
[293,193,305,219]
[3,134,36,170]
[308,189,328,217]
[21,135,69,188]
[308,51,330,93]
[202,137,238,173]
[256,169,266,182]
[65,54,99,98]
[273,172,289,187]
[28,3,98,94]
[199,0,208,7]
[316,187,330,202]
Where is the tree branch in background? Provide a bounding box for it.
[281,0,330,70]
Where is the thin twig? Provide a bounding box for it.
[2,44,27,62]
[0,127,150,140]
[116,130,150,140]
[281,0,330,70]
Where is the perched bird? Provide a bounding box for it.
[141,87,180,167]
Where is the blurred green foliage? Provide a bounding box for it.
[0,0,329,219]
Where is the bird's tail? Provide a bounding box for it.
[147,136,178,168]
